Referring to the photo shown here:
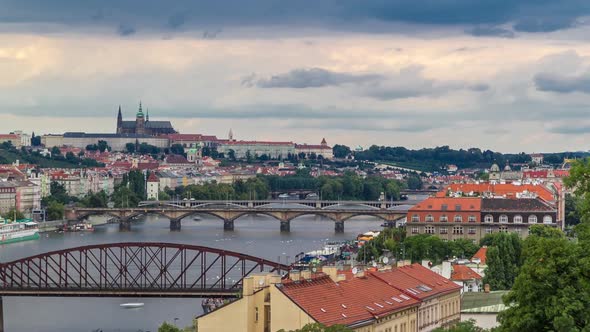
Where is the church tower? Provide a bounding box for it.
[116,105,123,134]
[136,102,146,135]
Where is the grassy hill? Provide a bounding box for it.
[0,149,98,168]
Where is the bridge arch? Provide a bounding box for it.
[0,242,290,297]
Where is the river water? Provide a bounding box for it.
[0,214,384,332]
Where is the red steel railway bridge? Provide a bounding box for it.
[0,242,291,331]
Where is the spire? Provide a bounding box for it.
[146,108,149,122]
[138,101,143,112]
[117,105,122,119]
[229,128,234,141]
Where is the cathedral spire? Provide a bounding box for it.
[146,108,149,122]
[139,101,143,112]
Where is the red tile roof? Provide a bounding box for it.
[222,140,294,146]
[472,247,487,265]
[451,265,481,281]
[0,134,19,139]
[439,183,555,202]
[147,173,159,182]
[409,197,481,212]
[370,264,461,301]
[278,274,420,327]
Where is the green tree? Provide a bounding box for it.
[46,200,64,221]
[227,149,236,161]
[482,232,522,290]
[497,225,590,331]
[159,190,171,200]
[564,158,590,222]
[51,146,61,156]
[332,144,352,158]
[406,174,423,190]
[48,181,69,204]
[278,323,353,332]
[158,322,182,332]
[170,144,185,155]
[433,319,489,332]
[97,140,110,152]
[125,142,136,154]
[31,132,41,146]
[2,208,25,221]
[78,191,108,208]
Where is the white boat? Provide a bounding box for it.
[120,302,144,309]
[0,218,39,245]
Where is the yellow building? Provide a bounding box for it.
[196,264,461,332]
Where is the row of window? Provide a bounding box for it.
[412,225,527,235]
[411,215,477,222]
[411,214,554,224]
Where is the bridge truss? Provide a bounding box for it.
[0,243,290,297]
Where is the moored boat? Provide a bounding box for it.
[0,218,40,245]
[119,302,144,309]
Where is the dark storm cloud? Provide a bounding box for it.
[466,25,514,38]
[117,24,136,36]
[547,124,590,134]
[243,68,383,88]
[534,72,590,93]
[1,0,590,34]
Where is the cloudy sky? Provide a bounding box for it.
[1,1,590,152]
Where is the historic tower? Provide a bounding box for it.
[135,102,146,135]
[116,105,123,134]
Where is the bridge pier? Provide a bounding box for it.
[0,296,4,332]
[335,221,344,233]
[224,220,234,231]
[170,219,181,231]
[119,220,131,231]
[280,221,290,232]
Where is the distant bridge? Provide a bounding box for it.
[0,242,290,331]
[65,200,412,232]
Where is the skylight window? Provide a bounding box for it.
[384,301,393,305]
[417,285,433,292]
[366,306,375,311]
[320,308,327,313]
[391,297,403,303]
[341,304,347,309]
[374,303,384,308]
[342,313,348,318]
[400,294,411,300]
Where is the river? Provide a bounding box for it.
[0,214,384,332]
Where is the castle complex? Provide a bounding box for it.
[116,103,176,136]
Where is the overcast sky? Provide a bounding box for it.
[1,1,590,153]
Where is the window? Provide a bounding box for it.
[468,227,476,234]
[425,214,434,222]
[455,205,462,211]
[439,214,448,222]
[499,225,508,232]
[411,214,420,222]
[514,215,523,224]
[412,227,419,234]
[468,215,476,222]
[485,227,493,234]
[528,215,538,224]
[499,215,508,223]
[484,214,493,223]
[425,226,435,234]
[439,226,448,234]
[441,204,448,211]
[454,215,463,222]
[453,226,463,234]
[543,215,553,224]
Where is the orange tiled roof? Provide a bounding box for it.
[472,247,487,265]
[409,197,481,212]
[371,264,461,301]
[451,265,481,281]
[278,274,420,327]
[440,183,555,201]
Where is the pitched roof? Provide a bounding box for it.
[147,173,159,182]
[472,247,487,265]
[481,198,555,212]
[277,274,420,327]
[146,121,174,129]
[451,265,481,281]
[165,154,191,164]
[409,197,481,212]
[440,183,555,202]
[371,264,461,300]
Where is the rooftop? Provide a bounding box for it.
[409,197,481,212]
[481,197,555,212]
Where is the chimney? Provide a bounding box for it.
[484,284,490,293]
[442,261,452,279]
[290,270,301,281]
[322,266,339,282]
[301,270,311,280]
[422,260,430,269]
[336,274,347,282]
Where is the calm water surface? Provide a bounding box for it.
[0,214,383,332]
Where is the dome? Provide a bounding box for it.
[504,164,512,171]
[490,163,500,172]
[136,110,144,118]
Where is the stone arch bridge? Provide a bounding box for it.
[65,200,411,232]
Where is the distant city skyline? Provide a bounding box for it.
[1,1,590,153]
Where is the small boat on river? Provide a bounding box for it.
[120,303,144,309]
